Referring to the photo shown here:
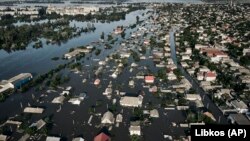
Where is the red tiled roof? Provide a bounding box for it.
[145,76,154,81]
[201,48,228,57]
[94,133,110,141]
[206,72,216,77]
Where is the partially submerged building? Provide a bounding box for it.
[120,95,143,107]
[0,73,32,94]
[129,121,141,136]
[23,107,44,114]
[101,111,115,124]
[93,132,111,141]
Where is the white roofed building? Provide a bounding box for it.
[46,136,60,141]
[101,111,115,124]
[185,94,201,101]
[120,95,143,107]
[129,121,141,136]
[150,109,159,118]
[231,100,249,113]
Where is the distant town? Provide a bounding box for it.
[0,0,249,141]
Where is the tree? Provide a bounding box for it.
[100,32,104,40]
[133,107,144,120]
[178,98,187,106]
[95,49,101,56]
[131,135,140,141]
[136,16,140,24]
[240,56,250,66]
[108,34,113,41]
[121,31,126,38]
[150,36,157,45]
[173,68,182,81]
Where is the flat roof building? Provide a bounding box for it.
[228,114,250,125]
[120,95,143,107]
[23,107,44,114]
[46,136,61,141]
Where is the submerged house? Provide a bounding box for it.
[94,132,111,141]
[46,136,61,141]
[7,73,33,88]
[150,109,159,118]
[0,134,7,141]
[101,111,115,124]
[94,79,101,85]
[120,95,143,107]
[116,114,123,123]
[29,119,46,130]
[23,107,44,114]
[0,73,32,94]
[68,98,82,105]
[145,76,155,84]
[129,121,141,136]
[72,137,85,141]
[52,96,65,104]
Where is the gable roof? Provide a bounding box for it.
[94,132,110,141]
[205,71,216,77]
[145,76,154,81]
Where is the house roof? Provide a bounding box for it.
[205,72,216,77]
[46,136,60,141]
[0,134,7,141]
[145,76,154,81]
[231,100,248,109]
[94,132,110,141]
[8,73,32,83]
[129,125,141,131]
[201,48,227,57]
[120,96,143,107]
[229,114,250,125]
[72,137,85,141]
[101,111,114,124]
[116,114,123,122]
[150,109,159,118]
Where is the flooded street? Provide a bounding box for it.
[0,8,189,141]
[0,1,217,140]
[0,9,146,80]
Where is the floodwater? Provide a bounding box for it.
[0,10,146,80]
[127,0,203,3]
[0,1,228,140]
[0,8,189,141]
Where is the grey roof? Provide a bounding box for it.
[231,100,248,109]
[229,114,250,125]
[8,73,32,83]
